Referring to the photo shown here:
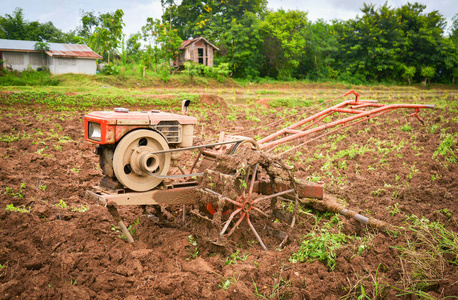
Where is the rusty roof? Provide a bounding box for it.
[180,37,219,51]
[0,39,102,59]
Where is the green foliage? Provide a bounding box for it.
[218,276,237,290]
[402,65,416,84]
[260,10,309,80]
[184,61,230,83]
[0,7,72,42]
[142,18,183,66]
[186,235,199,259]
[433,133,457,165]
[34,41,50,51]
[393,216,458,294]
[1,91,185,111]
[55,199,67,209]
[114,218,140,240]
[219,12,264,79]
[4,183,26,198]
[421,66,436,84]
[83,9,125,63]
[103,63,120,75]
[400,124,412,132]
[5,204,30,213]
[1,3,456,83]
[224,250,250,265]
[290,229,350,270]
[71,204,89,213]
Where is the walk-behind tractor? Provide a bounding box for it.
[85,90,434,250]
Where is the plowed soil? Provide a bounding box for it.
[0,92,457,299]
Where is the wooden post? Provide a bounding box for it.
[143,66,146,78]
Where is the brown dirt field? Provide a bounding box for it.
[0,93,456,299]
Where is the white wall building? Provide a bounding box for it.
[0,39,102,75]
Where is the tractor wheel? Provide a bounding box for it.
[113,129,171,192]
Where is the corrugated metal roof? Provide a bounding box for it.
[0,39,102,59]
[180,37,219,51]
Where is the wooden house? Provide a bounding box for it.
[175,37,219,67]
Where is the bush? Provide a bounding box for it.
[184,61,230,83]
[103,63,120,76]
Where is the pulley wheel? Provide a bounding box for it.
[113,130,171,192]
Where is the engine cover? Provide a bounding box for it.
[84,108,197,147]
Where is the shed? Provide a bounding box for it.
[0,39,102,75]
[175,37,219,67]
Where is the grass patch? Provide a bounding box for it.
[0,69,60,86]
[392,216,458,295]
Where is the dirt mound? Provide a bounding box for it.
[200,94,228,110]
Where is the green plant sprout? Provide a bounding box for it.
[5,204,31,213]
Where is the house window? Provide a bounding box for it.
[198,48,204,64]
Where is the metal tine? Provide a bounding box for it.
[220,208,242,237]
[252,189,295,205]
[252,206,269,217]
[248,163,258,196]
[246,215,268,251]
[204,188,243,207]
[227,213,246,237]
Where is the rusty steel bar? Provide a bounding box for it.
[277,109,393,157]
[259,103,434,150]
[257,90,364,145]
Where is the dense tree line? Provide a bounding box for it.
[1,2,457,84]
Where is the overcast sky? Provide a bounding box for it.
[1,0,456,37]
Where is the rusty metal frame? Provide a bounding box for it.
[256,90,434,151]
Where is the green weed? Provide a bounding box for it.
[5,204,30,213]
[4,183,26,198]
[71,204,89,213]
[433,132,457,166]
[218,276,237,290]
[186,235,199,260]
[225,250,250,265]
[55,199,67,209]
[290,229,351,270]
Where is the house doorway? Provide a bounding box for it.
[198,48,204,64]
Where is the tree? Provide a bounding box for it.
[78,10,99,40]
[0,8,69,42]
[452,67,458,85]
[0,8,27,40]
[260,10,309,80]
[335,3,405,82]
[421,66,436,86]
[396,3,448,82]
[162,0,267,40]
[142,18,183,70]
[126,33,142,63]
[297,19,338,80]
[85,9,125,63]
[402,65,416,85]
[219,12,264,79]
